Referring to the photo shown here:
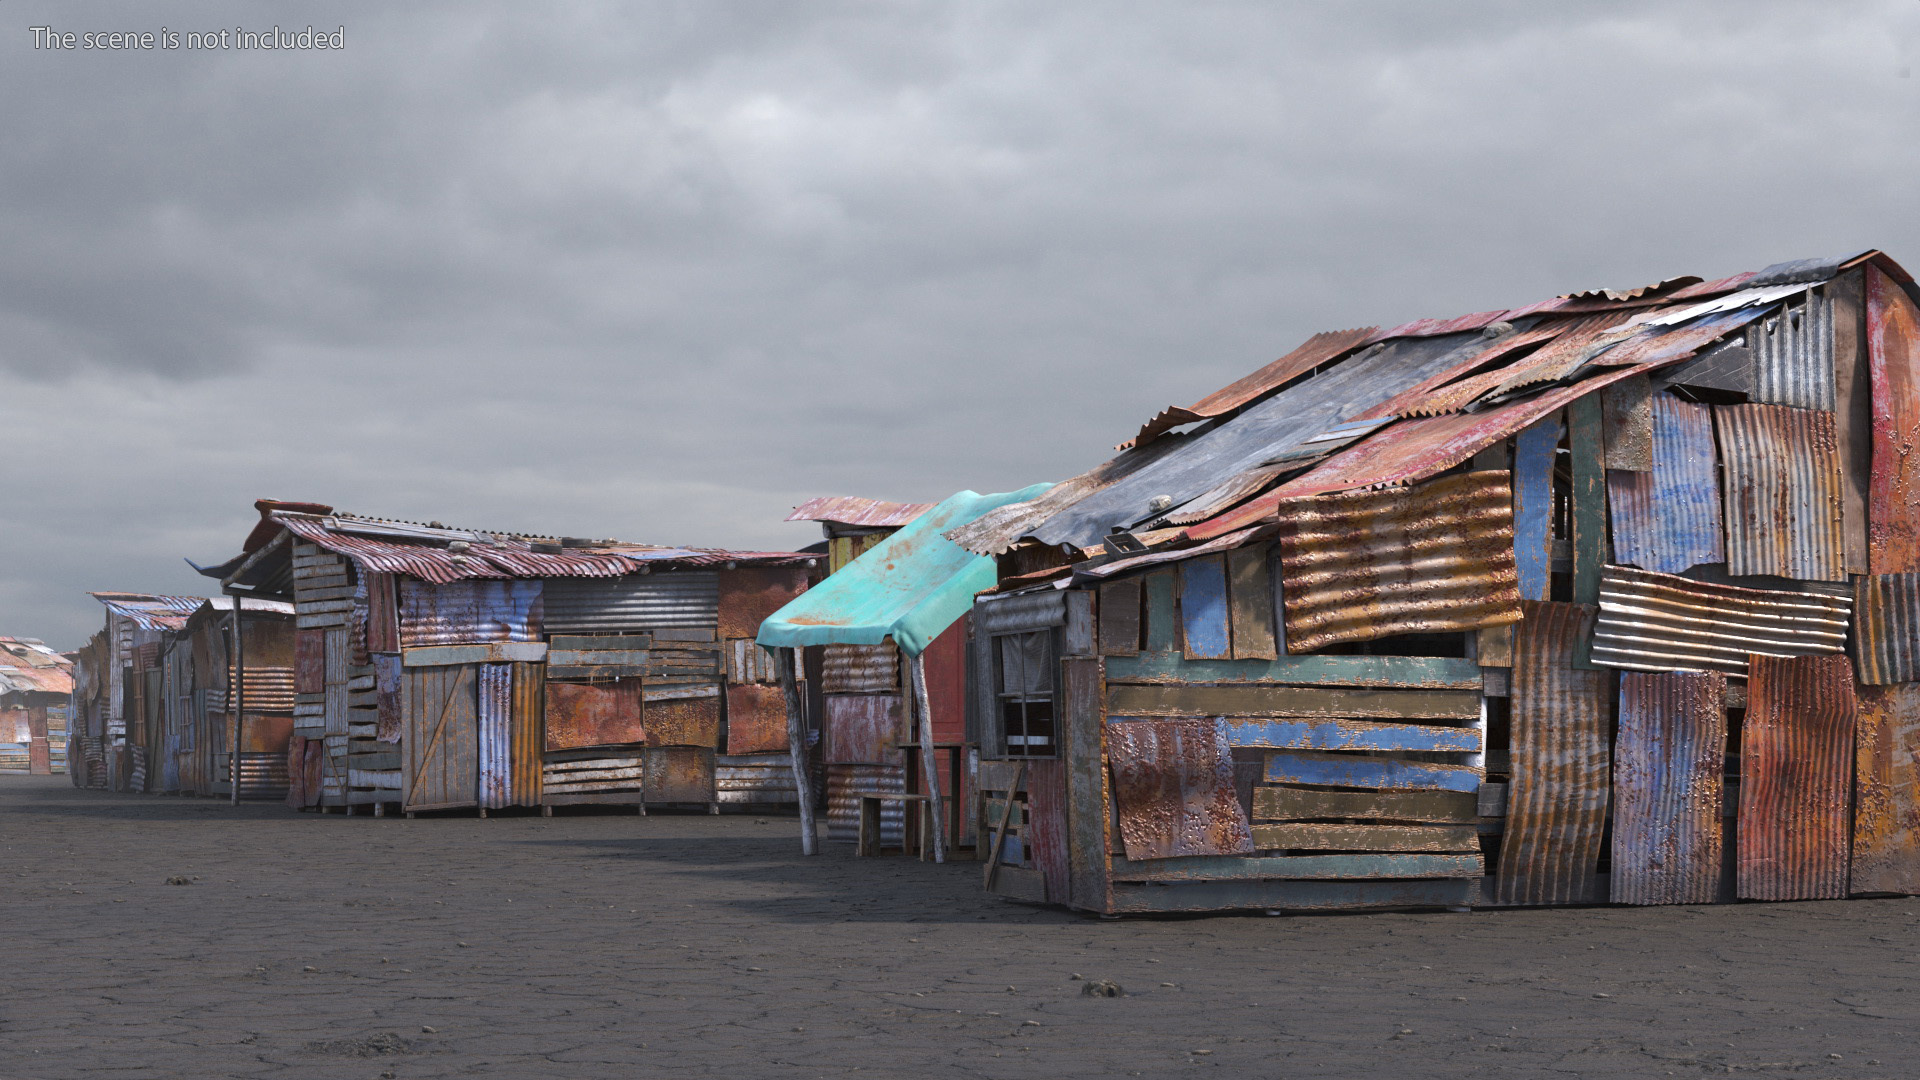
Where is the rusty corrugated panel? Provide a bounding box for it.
[644,746,715,804]
[1402,314,1630,416]
[1852,682,1920,895]
[1739,654,1856,901]
[1591,565,1850,676]
[1611,671,1727,905]
[1714,403,1845,581]
[1853,573,1920,684]
[1123,326,1378,451]
[542,573,717,632]
[1271,471,1520,653]
[1867,266,1920,573]
[365,573,399,654]
[823,692,902,764]
[1495,601,1609,906]
[207,669,297,714]
[509,662,541,805]
[397,579,544,647]
[1749,288,1835,409]
[821,642,898,693]
[724,683,788,755]
[236,751,290,801]
[714,751,798,804]
[1353,322,1569,421]
[785,496,934,528]
[717,568,809,642]
[826,762,903,845]
[1025,759,1071,904]
[1107,718,1254,860]
[1370,308,1510,342]
[476,662,512,809]
[374,653,402,742]
[1606,393,1724,575]
[543,680,645,750]
[640,683,720,747]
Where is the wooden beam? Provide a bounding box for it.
[1103,652,1482,689]
[1252,786,1478,823]
[1109,683,1480,720]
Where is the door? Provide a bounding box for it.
[403,664,479,811]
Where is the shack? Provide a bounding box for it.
[133,598,298,800]
[943,250,1920,913]
[0,638,73,775]
[200,501,821,816]
[72,593,204,791]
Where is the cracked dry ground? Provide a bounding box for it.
[4,776,1920,1079]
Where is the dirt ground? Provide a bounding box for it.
[3,775,1919,1079]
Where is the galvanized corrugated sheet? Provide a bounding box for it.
[207,669,297,714]
[821,643,898,694]
[89,592,203,632]
[1606,393,1724,575]
[826,762,903,846]
[1271,471,1521,653]
[1867,266,1920,573]
[398,579,544,647]
[1853,573,1920,684]
[542,573,718,632]
[974,590,1067,635]
[1123,327,1378,451]
[476,662,512,809]
[1738,654,1856,901]
[509,662,541,806]
[1611,671,1727,905]
[1714,403,1845,581]
[1749,288,1835,410]
[1107,718,1254,860]
[236,750,290,802]
[785,496,934,528]
[1495,601,1609,906]
[1591,565,1851,676]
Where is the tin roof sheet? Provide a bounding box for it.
[785,496,935,528]
[0,637,74,695]
[89,592,204,631]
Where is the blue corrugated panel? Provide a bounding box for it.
[1262,750,1481,792]
[1216,717,1481,752]
[1607,393,1724,575]
[1177,555,1230,659]
[1513,413,1560,600]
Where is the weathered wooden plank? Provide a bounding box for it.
[539,765,646,783]
[300,599,356,615]
[1832,269,1871,576]
[1263,751,1481,793]
[1252,786,1478,823]
[1109,682,1481,719]
[1853,682,1920,895]
[347,751,402,771]
[1227,543,1278,660]
[296,584,359,603]
[1611,670,1726,905]
[1495,601,1610,905]
[1062,656,1108,911]
[347,769,403,790]
[544,665,647,681]
[1178,555,1232,660]
[1063,590,1095,657]
[547,649,649,667]
[1251,823,1479,852]
[654,628,717,642]
[1097,579,1141,657]
[544,756,645,771]
[1143,570,1178,653]
[977,759,1025,793]
[1513,412,1561,601]
[542,790,647,805]
[1110,853,1482,881]
[1568,394,1607,610]
[402,642,548,667]
[1740,654,1855,901]
[544,778,647,793]
[549,634,653,651]
[1218,717,1481,753]
[1104,651,1482,689]
[1105,877,1479,913]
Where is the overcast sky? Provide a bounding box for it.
[3,1,1917,648]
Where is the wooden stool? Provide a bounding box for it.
[852,791,931,857]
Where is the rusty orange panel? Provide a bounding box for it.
[1495,601,1610,906]
[1106,718,1254,861]
[1852,682,1920,895]
[645,746,715,804]
[643,685,721,747]
[543,680,645,751]
[717,567,810,642]
[725,683,789,755]
[1611,671,1726,905]
[1739,654,1856,901]
[1868,266,1920,573]
[1273,471,1521,653]
[509,662,543,805]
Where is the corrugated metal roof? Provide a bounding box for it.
[1852,573,1920,685]
[1270,471,1521,653]
[1713,403,1846,582]
[1590,565,1851,676]
[0,637,74,696]
[785,496,934,528]
[1606,393,1724,575]
[1738,654,1855,901]
[1749,288,1835,410]
[1123,327,1377,451]
[89,592,204,631]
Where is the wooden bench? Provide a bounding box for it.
[850,791,932,858]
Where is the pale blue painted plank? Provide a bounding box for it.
[1178,555,1231,660]
[1103,652,1483,689]
[1264,750,1482,793]
[1215,718,1481,753]
[1513,412,1560,601]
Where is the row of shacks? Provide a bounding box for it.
[0,637,73,775]
[62,247,1920,916]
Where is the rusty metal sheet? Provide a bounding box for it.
[543,680,645,751]
[1370,308,1511,342]
[1713,403,1845,581]
[540,752,645,798]
[821,641,898,693]
[1226,543,1278,660]
[1600,373,1654,470]
[1749,287,1835,410]
[88,592,202,632]
[714,751,798,804]
[1852,682,1920,895]
[641,683,721,747]
[1611,671,1727,905]
[644,746,715,804]
[1495,601,1610,906]
[476,662,512,809]
[724,638,780,684]
[1854,573,1920,684]
[1353,321,1570,421]
[784,496,934,528]
[1402,313,1630,416]
[508,662,541,805]
[1739,654,1856,901]
[1606,393,1725,575]
[725,683,788,755]
[365,572,399,654]
[294,628,325,695]
[1025,758,1071,904]
[826,762,904,846]
[1269,471,1520,652]
[397,579,544,647]
[824,692,903,764]
[1177,554,1231,660]
[1591,565,1851,676]
[1124,326,1377,451]
[717,567,810,642]
[1106,718,1254,860]
[1868,266,1920,573]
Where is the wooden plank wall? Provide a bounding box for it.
[402,663,478,811]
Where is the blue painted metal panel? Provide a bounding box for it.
[1512,413,1560,601]
[1178,555,1231,660]
[1263,750,1482,792]
[1215,717,1481,753]
[1607,393,1724,575]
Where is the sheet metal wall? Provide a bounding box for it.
[1610,671,1726,905]
[398,579,545,647]
[1606,394,1724,575]
[1739,655,1856,901]
[1714,403,1846,581]
[542,573,719,632]
[1591,566,1851,676]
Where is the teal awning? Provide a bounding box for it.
[756,483,1052,657]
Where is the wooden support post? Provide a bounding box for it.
[908,653,947,864]
[1568,393,1607,668]
[229,598,245,806]
[777,646,817,856]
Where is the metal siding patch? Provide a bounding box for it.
[541,572,720,632]
[1273,471,1522,653]
[476,662,512,809]
[543,681,646,751]
[1178,555,1231,660]
[1867,266,1920,573]
[1107,718,1254,860]
[823,692,903,765]
[641,684,722,748]
[1512,412,1561,601]
[1852,682,1920,895]
[1601,373,1654,471]
[1495,601,1610,906]
[1606,394,1725,575]
[716,568,810,642]
[1739,654,1856,901]
[1750,288,1835,410]
[644,746,715,804]
[826,762,904,846]
[1591,565,1851,676]
[724,683,789,755]
[1713,403,1846,582]
[1611,671,1727,905]
[397,579,545,647]
[1853,573,1920,684]
[1097,578,1142,657]
[821,642,899,693]
[509,662,542,806]
[1226,544,1278,660]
